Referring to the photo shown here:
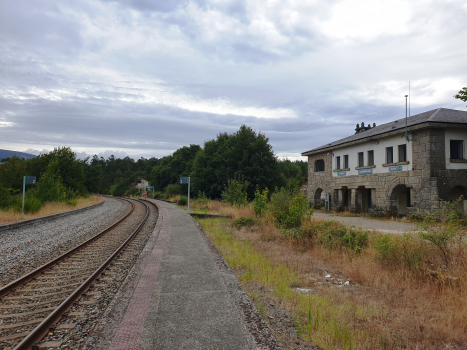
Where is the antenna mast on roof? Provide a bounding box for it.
[405,94,408,141]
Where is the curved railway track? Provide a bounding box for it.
[0,198,156,350]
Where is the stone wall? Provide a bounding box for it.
[307,127,467,216]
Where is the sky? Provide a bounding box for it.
[1,0,466,161]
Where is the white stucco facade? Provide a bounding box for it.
[331,134,412,177]
[445,129,467,170]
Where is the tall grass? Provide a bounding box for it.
[198,202,467,349]
[0,196,103,224]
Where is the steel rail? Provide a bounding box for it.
[0,198,133,298]
[12,199,153,350]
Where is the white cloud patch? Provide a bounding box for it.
[0,0,466,158]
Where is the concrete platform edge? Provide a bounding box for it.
[192,218,281,349]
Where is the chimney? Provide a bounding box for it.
[354,122,376,134]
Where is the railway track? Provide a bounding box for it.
[0,198,156,350]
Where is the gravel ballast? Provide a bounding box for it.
[0,198,129,287]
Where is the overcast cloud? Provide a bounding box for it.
[1,0,466,160]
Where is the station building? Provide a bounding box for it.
[301,108,467,216]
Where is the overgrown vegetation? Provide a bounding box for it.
[193,192,467,349]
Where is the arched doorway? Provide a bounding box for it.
[390,185,412,216]
[314,188,323,209]
[447,186,466,216]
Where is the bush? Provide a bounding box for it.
[232,216,255,229]
[194,191,210,206]
[253,186,268,217]
[268,188,312,229]
[66,198,78,206]
[221,177,249,206]
[178,195,188,206]
[164,184,182,198]
[24,197,43,213]
[373,233,424,270]
[318,225,368,253]
[30,161,67,203]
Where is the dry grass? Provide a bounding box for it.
[174,197,255,219]
[0,196,104,224]
[199,206,467,349]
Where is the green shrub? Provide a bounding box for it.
[164,184,182,198]
[373,234,397,262]
[24,197,43,213]
[30,161,67,203]
[318,225,368,253]
[221,177,249,206]
[178,195,188,206]
[268,188,313,229]
[66,198,78,206]
[232,216,255,229]
[253,186,268,217]
[373,233,424,270]
[0,187,11,200]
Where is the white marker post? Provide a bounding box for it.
[22,176,36,214]
[179,176,190,212]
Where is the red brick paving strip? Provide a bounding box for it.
[109,208,169,350]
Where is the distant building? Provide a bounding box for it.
[302,108,467,216]
[134,178,149,192]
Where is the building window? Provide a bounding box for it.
[398,144,407,162]
[315,159,325,172]
[450,140,464,159]
[344,155,349,168]
[358,152,364,167]
[386,147,393,163]
[336,156,340,170]
[368,150,374,166]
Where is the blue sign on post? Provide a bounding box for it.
[179,177,191,211]
[25,176,36,184]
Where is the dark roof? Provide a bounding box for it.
[301,108,467,155]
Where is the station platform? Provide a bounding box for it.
[83,199,279,350]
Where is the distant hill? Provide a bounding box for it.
[0,149,37,162]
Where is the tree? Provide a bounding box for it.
[191,125,280,199]
[27,147,87,195]
[0,156,27,190]
[150,145,201,191]
[454,87,467,106]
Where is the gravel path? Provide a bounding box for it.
[0,198,129,287]
[312,212,418,234]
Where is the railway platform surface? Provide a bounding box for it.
[83,199,279,350]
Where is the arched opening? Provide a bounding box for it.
[447,186,466,216]
[314,188,323,209]
[390,185,412,216]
